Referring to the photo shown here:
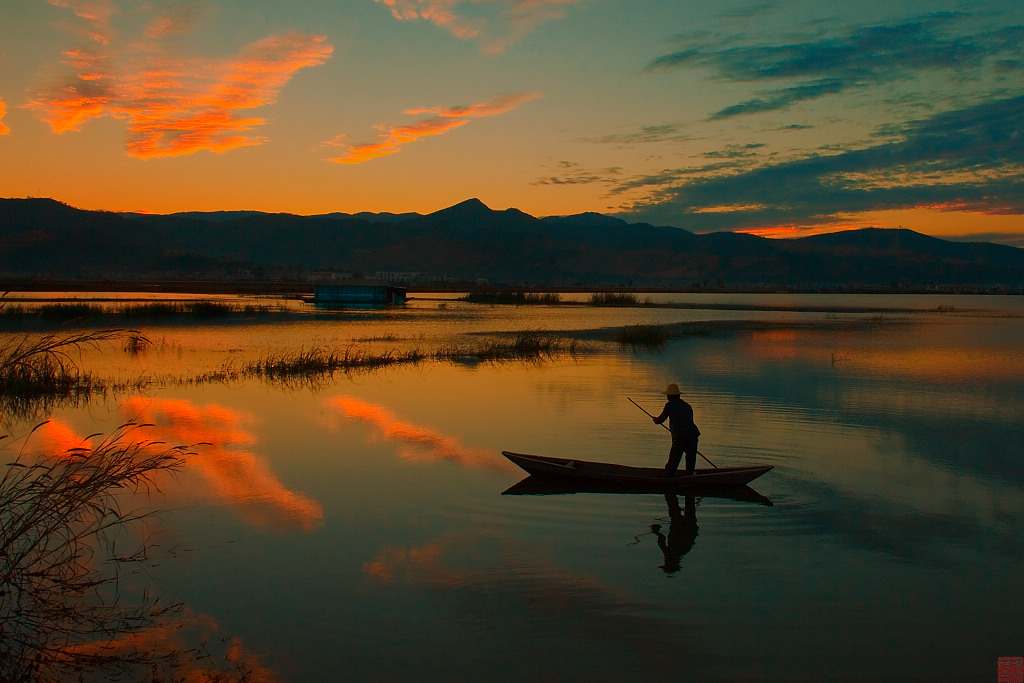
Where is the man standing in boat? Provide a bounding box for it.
[653,383,700,476]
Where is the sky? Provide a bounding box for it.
[1,0,1023,245]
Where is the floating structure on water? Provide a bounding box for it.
[307,280,407,306]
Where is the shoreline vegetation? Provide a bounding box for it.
[2,278,1021,296]
[0,294,992,332]
[0,328,588,419]
[0,425,192,680]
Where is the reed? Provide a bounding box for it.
[0,300,288,326]
[434,331,581,361]
[0,329,152,424]
[0,425,190,680]
[246,345,427,380]
[461,290,561,305]
[588,291,640,306]
[0,329,131,395]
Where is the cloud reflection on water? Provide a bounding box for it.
[62,610,279,682]
[327,395,503,470]
[120,397,323,530]
[361,533,707,678]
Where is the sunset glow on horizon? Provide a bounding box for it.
[2,0,1023,245]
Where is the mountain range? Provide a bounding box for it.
[2,197,1022,289]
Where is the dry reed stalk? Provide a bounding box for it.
[0,424,191,680]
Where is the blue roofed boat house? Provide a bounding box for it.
[311,279,407,306]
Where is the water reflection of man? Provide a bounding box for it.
[652,383,700,476]
[651,493,699,575]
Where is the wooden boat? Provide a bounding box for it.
[502,475,772,505]
[502,451,773,487]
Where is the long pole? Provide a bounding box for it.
[628,397,718,468]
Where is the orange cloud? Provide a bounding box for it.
[48,0,117,42]
[30,3,332,158]
[376,0,588,53]
[120,397,324,530]
[326,92,539,164]
[0,99,9,135]
[327,395,502,469]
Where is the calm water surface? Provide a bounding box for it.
[3,293,1023,681]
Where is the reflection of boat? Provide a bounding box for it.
[502,475,772,505]
[502,451,773,487]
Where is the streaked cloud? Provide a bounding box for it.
[327,395,503,470]
[121,397,324,530]
[376,0,589,53]
[646,14,1024,120]
[949,232,1024,249]
[325,92,539,164]
[0,99,9,135]
[29,2,332,158]
[532,160,623,187]
[586,123,691,145]
[619,95,1024,232]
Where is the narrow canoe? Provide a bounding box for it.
[502,451,773,487]
[502,475,773,505]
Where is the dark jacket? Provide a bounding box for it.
[654,396,700,443]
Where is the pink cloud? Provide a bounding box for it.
[376,0,588,53]
[30,3,333,158]
[326,92,539,164]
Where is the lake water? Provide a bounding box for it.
[2,293,1023,681]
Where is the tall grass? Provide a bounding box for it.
[188,332,584,388]
[0,300,288,325]
[0,329,144,423]
[589,291,641,306]
[0,328,131,397]
[0,425,190,680]
[435,331,580,361]
[462,290,561,305]
[248,346,427,381]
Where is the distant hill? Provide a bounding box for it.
[1,196,1022,289]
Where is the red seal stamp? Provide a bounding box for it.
[998,657,1024,683]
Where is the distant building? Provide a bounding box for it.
[311,279,407,306]
[374,271,450,284]
[305,271,353,281]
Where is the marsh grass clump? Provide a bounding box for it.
[122,333,152,355]
[237,346,427,386]
[0,425,191,680]
[0,329,153,423]
[113,301,261,318]
[462,290,561,305]
[615,324,671,348]
[0,301,287,327]
[190,331,585,388]
[0,329,131,398]
[436,331,581,362]
[589,292,640,307]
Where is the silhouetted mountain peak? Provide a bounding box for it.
[2,196,1023,287]
[800,227,942,250]
[542,212,630,229]
[433,197,491,218]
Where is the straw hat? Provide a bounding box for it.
[663,383,681,396]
